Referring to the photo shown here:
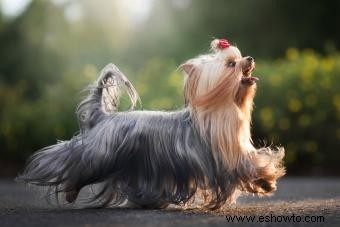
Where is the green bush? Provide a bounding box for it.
[253,49,340,174]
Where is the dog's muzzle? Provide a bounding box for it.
[241,56,258,85]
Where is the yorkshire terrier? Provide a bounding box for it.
[17,39,285,210]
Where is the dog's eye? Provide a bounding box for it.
[227,61,236,67]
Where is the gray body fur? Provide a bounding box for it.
[17,64,273,209]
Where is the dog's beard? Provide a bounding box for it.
[236,65,257,115]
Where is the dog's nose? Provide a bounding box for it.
[246,56,254,62]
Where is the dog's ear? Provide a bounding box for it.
[181,63,196,76]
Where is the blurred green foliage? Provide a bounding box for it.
[0,0,339,174]
[253,49,340,174]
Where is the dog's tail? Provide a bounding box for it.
[16,63,140,203]
[76,63,140,133]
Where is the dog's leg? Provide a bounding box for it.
[235,84,256,121]
[244,148,285,195]
[65,189,80,203]
[235,84,256,109]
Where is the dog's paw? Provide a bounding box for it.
[254,178,277,193]
[65,189,80,203]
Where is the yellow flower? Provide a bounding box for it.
[288,98,302,112]
[286,48,299,61]
[260,107,274,129]
[168,71,183,95]
[301,68,313,86]
[332,94,340,111]
[321,57,335,72]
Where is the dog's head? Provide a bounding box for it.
[182,39,258,111]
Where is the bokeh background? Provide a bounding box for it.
[0,0,339,177]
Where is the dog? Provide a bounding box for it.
[17,39,285,210]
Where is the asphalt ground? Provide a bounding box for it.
[0,177,339,226]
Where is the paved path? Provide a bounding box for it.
[0,178,339,226]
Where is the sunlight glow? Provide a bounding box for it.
[118,0,153,24]
[0,0,31,17]
[64,2,83,22]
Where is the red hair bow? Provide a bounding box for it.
[218,39,230,49]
